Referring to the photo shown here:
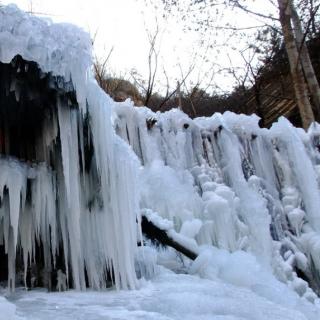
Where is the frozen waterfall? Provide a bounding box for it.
[1,4,320,305]
[114,103,320,298]
[0,5,139,292]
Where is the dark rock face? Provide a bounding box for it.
[0,55,80,289]
[0,54,77,163]
[0,245,8,282]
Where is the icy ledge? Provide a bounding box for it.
[0,4,92,112]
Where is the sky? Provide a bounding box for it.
[1,0,278,94]
[1,0,151,72]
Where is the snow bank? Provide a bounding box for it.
[190,247,317,316]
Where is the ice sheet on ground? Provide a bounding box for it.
[4,267,320,320]
[0,296,19,320]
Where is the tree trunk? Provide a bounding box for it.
[177,81,183,111]
[290,1,320,115]
[278,0,315,129]
[141,215,198,261]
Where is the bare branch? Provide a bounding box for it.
[158,64,195,109]
[230,0,279,22]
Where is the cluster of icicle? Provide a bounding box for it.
[114,102,320,298]
[0,5,140,291]
[3,4,320,299]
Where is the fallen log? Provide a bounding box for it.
[141,214,198,261]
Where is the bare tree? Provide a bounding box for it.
[298,0,320,37]
[237,0,320,128]
[277,0,315,128]
[94,46,114,92]
[145,26,160,106]
[157,63,195,110]
[130,25,160,106]
[162,0,320,128]
[291,2,320,113]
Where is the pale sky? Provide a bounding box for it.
[1,0,278,93]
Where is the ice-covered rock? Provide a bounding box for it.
[0,4,140,292]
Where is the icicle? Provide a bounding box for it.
[4,4,320,298]
[57,97,84,290]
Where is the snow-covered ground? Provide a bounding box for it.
[1,266,319,320]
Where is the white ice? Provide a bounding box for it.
[0,4,140,291]
[1,266,320,320]
[1,5,320,319]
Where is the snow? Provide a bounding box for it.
[142,209,174,231]
[190,247,318,317]
[0,4,91,112]
[2,267,320,320]
[0,296,18,320]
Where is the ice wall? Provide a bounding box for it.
[114,103,320,296]
[0,5,140,291]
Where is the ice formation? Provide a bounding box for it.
[114,103,320,298]
[0,5,139,291]
[1,5,320,313]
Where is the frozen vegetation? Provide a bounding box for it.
[1,4,320,320]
